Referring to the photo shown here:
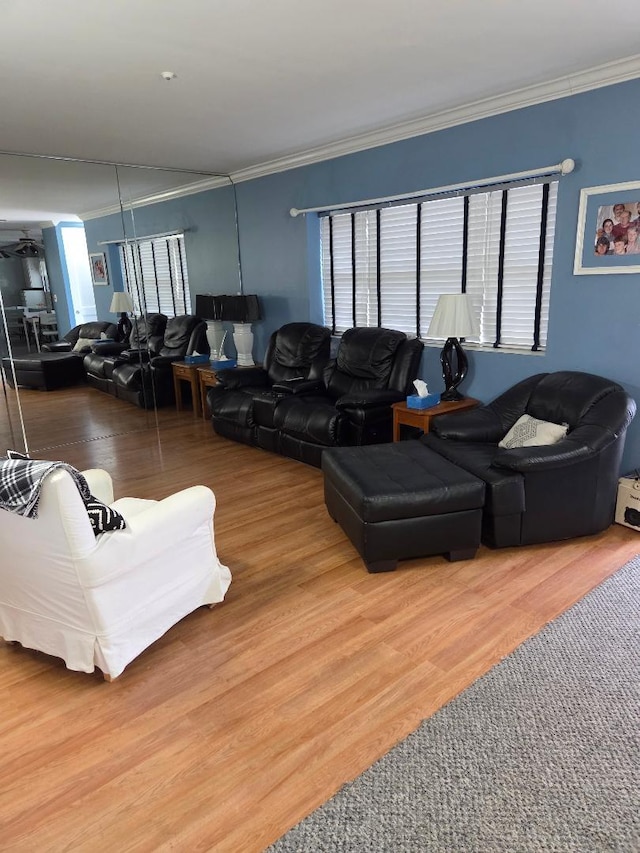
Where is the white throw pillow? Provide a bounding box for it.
[72,337,95,352]
[498,413,569,449]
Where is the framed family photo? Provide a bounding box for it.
[89,252,109,286]
[574,181,640,275]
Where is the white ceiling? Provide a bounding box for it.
[2,0,640,234]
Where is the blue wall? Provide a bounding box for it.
[86,76,640,469]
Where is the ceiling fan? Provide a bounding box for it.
[0,230,45,258]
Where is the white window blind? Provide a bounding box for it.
[120,234,191,317]
[320,180,558,352]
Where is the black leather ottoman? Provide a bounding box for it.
[322,442,485,572]
[2,353,86,391]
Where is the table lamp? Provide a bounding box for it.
[195,293,227,359]
[427,293,479,401]
[109,291,135,341]
[219,294,261,366]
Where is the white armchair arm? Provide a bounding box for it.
[81,469,114,505]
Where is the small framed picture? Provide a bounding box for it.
[574,182,640,275]
[89,252,109,286]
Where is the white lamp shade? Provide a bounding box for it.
[427,293,479,339]
[109,292,134,313]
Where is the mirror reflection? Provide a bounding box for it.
[0,154,229,457]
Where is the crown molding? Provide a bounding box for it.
[83,53,640,218]
[81,174,229,221]
[231,54,640,183]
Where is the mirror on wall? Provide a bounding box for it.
[0,153,230,457]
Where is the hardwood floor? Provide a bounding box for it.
[1,385,638,852]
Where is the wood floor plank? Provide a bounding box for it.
[1,384,638,851]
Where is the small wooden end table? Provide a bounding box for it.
[172,361,201,417]
[197,365,219,419]
[392,397,479,441]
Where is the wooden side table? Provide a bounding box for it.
[172,361,201,417]
[392,397,479,441]
[197,366,219,419]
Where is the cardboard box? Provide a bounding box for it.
[406,393,441,410]
[615,474,640,529]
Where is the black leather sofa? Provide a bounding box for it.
[210,325,424,466]
[85,314,208,408]
[210,322,332,451]
[83,314,168,405]
[274,327,424,466]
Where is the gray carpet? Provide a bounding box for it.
[269,555,640,852]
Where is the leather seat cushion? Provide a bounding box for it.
[322,442,485,523]
[421,433,525,515]
[275,395,347,447]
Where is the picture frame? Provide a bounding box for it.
[574,181,640,275]
[89,252,109,286]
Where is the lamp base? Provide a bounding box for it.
[205,320,226,360]
[440,336,469,401]
[233,322,254,367]
[117,313,132,342]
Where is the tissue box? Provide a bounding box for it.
[183,353,210,365]
[406,393,441,410]
[210,358,237,371]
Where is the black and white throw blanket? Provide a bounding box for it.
[0,458,91,519]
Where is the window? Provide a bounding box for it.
[320,180,558,352]
[119,234,191,317]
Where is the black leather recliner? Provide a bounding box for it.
[210,322,332,450]
[116,313,208,408]
[274,327,424,467]
[83,313,168,400]
[422,371,636,548]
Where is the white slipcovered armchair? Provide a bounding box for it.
[0,468,231,680]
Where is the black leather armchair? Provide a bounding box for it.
[41,320,119,354]
[274,327,424,466]
[422,371,636,548]
[83,314,167,400]
[210,322,331,450]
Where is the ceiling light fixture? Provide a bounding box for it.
[160,71,177,81]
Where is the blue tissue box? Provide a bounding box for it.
[406,393,441,409]
[183,353,210,365]
[210,358,237,371]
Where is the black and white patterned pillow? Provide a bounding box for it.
[6,450,30,460]
[83,497,127,536]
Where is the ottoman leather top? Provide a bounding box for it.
[322,442,485,523]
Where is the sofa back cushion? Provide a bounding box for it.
[325,327,407,397]
[526,371,623,430]
[159,315,207,358]
[266,323,331,384]
[129,313,168,355]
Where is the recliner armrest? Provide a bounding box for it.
[90,341,128,357]
[431,407,502,443]
[217,367,268,389]
[150,355,178,369]
[271,377,323,395]
[120,349,151,364]
[336,389,403,411]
